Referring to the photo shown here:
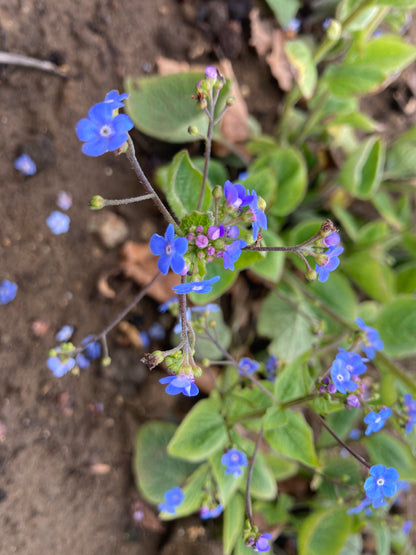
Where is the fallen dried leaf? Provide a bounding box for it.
[118,321,146,349]
[266,30,293,91]
[156,56,203,76]
[249,8,273,56]
[89,463,111,475]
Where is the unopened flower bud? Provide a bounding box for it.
[101,356,112,367]
[226,96,236,106]
[306,268,317,281]
[320,218,337,237]
[193,366,202,378]
[257,196,267,211]
[90,195,105,210]
[141,350,165,371]
[188,126,200,136]
[205,66,217,79]
[326,19,342,41]
[213,185,223,199]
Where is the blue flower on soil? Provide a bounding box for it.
[364,464,399,508]
[221,449,248,477]
[404,394,416,434]
[315,245,344,283]
[14,153,37,176]
[335,348,367,376]
[223,239,247,271]
[76,353,90,370]
[46,211,70,235]
[330,358,358,394]
[191,304,220,314]
[248,189,267,240]
[158,487,185,514]
[159,374,199,397]
[322,232,340,247]
[255,533,273,553]
[356,318,384,359]
[224,180,253,210]
[150,224,188,275]
[56,191,72,211]
[238,357,259,376]
[148,322,166,341]
[81,335,101,360]
[347,497,372,515]
[76,101,133,157]
[173,276,220,295]
[0,280,18,305]
[200,504,223,519]
[47,356,76,378]
[104,89,129,108]
[55,325,74,342]
[364,407,392,436]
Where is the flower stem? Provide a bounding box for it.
[196,88,216,211]
[102,193,156,206]
[245,427,264,525]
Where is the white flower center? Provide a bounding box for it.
[99,124,112,138]
[337,374,344,382]
[165,244,173,255]
[377,478,385,486]
[346,364,353,372]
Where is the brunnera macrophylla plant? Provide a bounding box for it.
[48,3,416,553]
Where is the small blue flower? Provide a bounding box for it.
[148,322,166,341]
[248,189,267,240]
[349,428,361,440]
[81,335,101,360]
[158,487,185,514]
[224,180,253,210]
[335,348,367,376]
[238,357,259,376]
[104,89,129,108]
[364,464,399,507]
[266,354,278,381]
[150,224,188,275]
[173,308,192,335]
[315,245,344,283]
[356,318,384,359]
[347,497,372,515]
[158,296,178,313]
[191,304,220,314]
[46,211,70,235]
[255,533,273,553]
[403,520,412,535]
[14,153,37,176]
[139,331,150,348]
[55,325,74,342]
[47,356,76,377]
[56,191,72,211]
[223,239,247,271]
[173,275,220,295]
[284,18,301,33]
[322,232,341,247]
[76,101,133,157]
[159,374,199,397]
[0,280,18,305]
[404,393,416,434]
[76,353,90,370]
[330,358,358,394]
[364,407,392,436]
[221,449,248,477]
[200,504,223,519]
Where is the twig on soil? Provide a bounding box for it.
[0,51,69,77]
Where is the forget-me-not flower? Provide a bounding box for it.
[315,245,344,283]
[224,180,252,210]
[221,449,248,477]
[104,89,129,108]
[150,224,188,275]
[48,356,76,378]
[248,189,267,240]
[158,487,185,514]
[14,153,37,176]
[200,504,223,519]
[159,374,199,397]
[335,348,367,376]
[0,280,18,305]
[330,358,358,394]
[238,357,259,376]
[255,533,273,553]
[55,325,74,342]
[364,464,399,508]
[356,318,384,359]
[364,407,392,436]
[223,239,247,271]
[172,276,220,295]
[46,211,70,235]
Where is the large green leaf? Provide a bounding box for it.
[250,453,278,500]
[224,494,245,555]
[166,150,211,219]
[376,296,416,357]
[323,65,385,97]
[133,421,197,504]
[168,398,228,462]
[309,272,358,323]
[240,168,277,208]
[264,0,300,26]
[371,0,416,6]
[346,35,416,74]
[397,262,416,294]
[265,410,319,466]
[273,352,313,403]
[342,251,395,302]
[285,39,317,99]
[298,507,352,555]
[364,433,416,481]
[384,125,416,180]
[125,72,230,142]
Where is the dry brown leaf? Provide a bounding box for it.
[218,58,250,145]
[89,463,111,475]
[156,56,204,76]
[120,241,180,303]
[118,321,146,349]
[266,30,293,91]
[249,8,273,56]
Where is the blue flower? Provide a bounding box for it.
[55,325,74,342]
[404,394,416,434]
[148,322,166,341]
[347,497,372,515]
[315,245,344,283]
[330,358,358,394]
[140,331,150,348]
[284,17,301,33]
[76,101,133,157]
[221,449,248,477]
[255,533,273,553]
[403,521,412,535]
[191,304,220,314]
[335,348,367,376]
[150,224,188,275]
[56,191,72,210]
[76,353,90,370]
[322,232,341,247]
[238,357,259,376]
[364,407,392,436]
[223,240,247,271]
[200,504,223,519]
[173,276,220,295]
[104,89,129,108]
[158,296,178,313]
[14,153,37,176]
[81,335,101,360]
[46,211,70,235]
[47,356,76,377]
[224,180,252,210]
[173,308,192,334]
[248,189,267,240]
[158,487,185,514]
[364,464,399,507]
[356,318,384,359]
[0,280,18,305]
[159,374,199,397]
[266,354,278,381]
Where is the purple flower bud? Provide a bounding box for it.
[216,250,224,258]
[207,246,215,256]
[319,385,326,393]
[207,226,224,240]
[226,225,239,239]
[328,383,337,394]
[205,66,217,79]
[187,233,195,243]
[195,235,209,248]
[323,232,341,247]
[195,225,204,233]
[347,394,360,408]
[322,377,330,385]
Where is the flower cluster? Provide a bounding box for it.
[364,464,400,508]
[76,90,133,157]
[221,449,248,477]
[158,487,185,515]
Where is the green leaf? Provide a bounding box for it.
[257,291,315,363]
[372,523,391,555]
[264,0,300,26]
[364,433,416,481]
[224,494,245,555]
[330,112,378,132]
[265,410,319,466]
[167,150,211,219]
[263,453,298,480]
[234,536,256,555]
[338,535,363,555]
[255,493,294,525]
[355,221,389,247]
[347,35,416,74]
[250,453,278,500]
[168,398,228,462]
[385,125,416,179]
[376,296,416,358]
[249,229,285,283]
[318,458,361,500]
[240,168,277,208]
[318,409,361,448]
[298,507,351,555]
[227,382,274,430]
[285,39,317,99]
[323,65,386,97]
[397,262,416,294]
[342,251,396,303]
[372,191,406,231]
[339,137,385,199]
[133,421,197,504]
[162,463,207,519]
[371,0,416,6]
[125,72,230,143]
[189,261,237,304]
[210,450,242,506]
[273,352,313,403]
[309,272,358,323]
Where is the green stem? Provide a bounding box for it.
[245,427,264,525]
